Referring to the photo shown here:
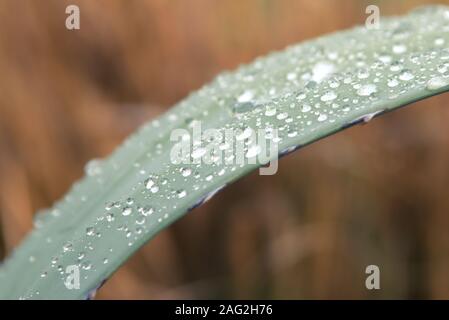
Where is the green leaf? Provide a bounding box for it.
[1,5,449,299]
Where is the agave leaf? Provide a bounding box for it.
[1,6,449,299]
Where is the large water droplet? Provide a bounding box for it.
[320,90,337,102]
[357,84,377,96]
[426,76,449,90]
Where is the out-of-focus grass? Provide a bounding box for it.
[0,0,449,299]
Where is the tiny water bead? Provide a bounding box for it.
[106,213,115,222]
[387,78,399,87]
[86,227,95,236]
[122,206,132,216]
[63,242,73,252]
[180,167,192,177]
[81,261,92,271]
[51,257,58,266]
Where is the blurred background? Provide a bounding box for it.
[1,0,449,299]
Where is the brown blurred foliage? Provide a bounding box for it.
[1,0,449,299]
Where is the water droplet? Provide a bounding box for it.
[180,167,192,177]
[317,114,328,122]
[85,159,103,176]
[265,105,277,117]
[276,112,288,120]
[106,213,115,222]
[387,78,399,87]
[177,189,187,199]
[81,261,92,270]
[438,64,448,74]
[51,257,58,266]
[86,227,95,236]
[145,178,155,190]
[392,44,407,54]
[237,90,254,103]
[357,69,370,79]
[320,90,337,102]
[426,76,449,90]
[141,206,154,216]
[390,61,403,72]
[378,54,392,64]
[357,84,377,96]
[287,72,297,81]
[435,38,445,46]
[122,206,132,216]
[301,105,312,113]
[136,215,146,225]
[63,242,73,252]
[399,69,414,81]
